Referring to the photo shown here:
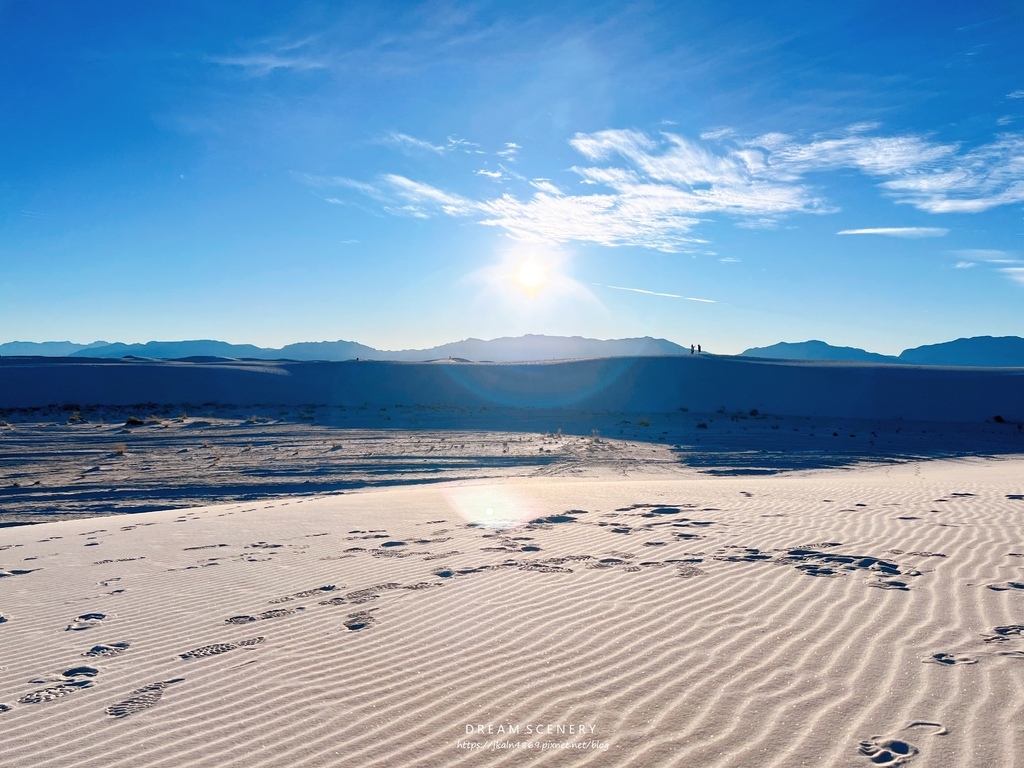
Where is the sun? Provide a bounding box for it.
[516,259,547,292]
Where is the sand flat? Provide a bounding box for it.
[1,458,1023,766]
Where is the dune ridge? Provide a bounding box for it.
[2,355,1023,421]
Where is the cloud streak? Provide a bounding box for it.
[837,227,949,238]
[602,284,715,302]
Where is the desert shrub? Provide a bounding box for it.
[748,409,759,416]
[112,443,127,455]
[994,415,1006,423]
[637,419,650,427]
[67,411,84,423]
[696,423,708,429]
[125,416,144,426]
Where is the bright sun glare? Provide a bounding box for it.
[516,260,547,291]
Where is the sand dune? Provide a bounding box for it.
[2,354,1023,421]
[1,459,1023,766]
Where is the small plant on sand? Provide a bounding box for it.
[67,410,84,424]
[994,415,1006,423]
[696,422,708,429]
[201,440,212,449]
[637,419,650,427]
[125,416,144,426]
[112,443,127,455]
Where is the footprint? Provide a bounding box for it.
[983,625,1024,643]
[19,680,93,704]
[987,582,1024,592]
[0,704,10,713]
[179,637,264,660]
[344,611,376,631]
[105,678,184,719]
[65,613,105,631]
[63,666,100,677]
[922,653,977,666]
[858,737,918,765]
[83,642,131,657]
[225,608,302,624]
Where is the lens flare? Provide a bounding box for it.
[442,485,542,528]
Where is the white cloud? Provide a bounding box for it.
[530,180,563,195]
[206,53,328,74]
[954,261,976,268]
[381,132,480,154]
[312,125,1024,252]
[383,131,447,153]
[699,127,734,141]
[719,257,741,263]
[1000,267,1024,285]
[878,135,1024,213]
[497,142,521,159]
[603,285,715,302]
[997,116,1014,127]
[949,249,1018,263]
[382,174,475,216]
[1008,90,1024,99]
[837,227,949,238]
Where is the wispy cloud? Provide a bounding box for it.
[602,284,715,302]
[837,227,949,238]
[206,37,329,75]
[380,132,481,154]
[949,249,1018,262]
[1008,90,1024,99]
[947,249,1024,287]
[308,125,1024,252]
[497,142,520,159]
[1000,267,1024,285]
[877,135,1024,213]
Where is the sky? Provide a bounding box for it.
[2,0,1023,355]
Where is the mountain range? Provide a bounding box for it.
[0,335,686,363]
[740,336,1024,367]
[1,334,1023,366]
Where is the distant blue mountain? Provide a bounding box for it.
[899,336,1024,367]
[740,340,899,363]
[44,334,689,362]
[0,340,109,356]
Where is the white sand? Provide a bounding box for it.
[2,458,1023,767]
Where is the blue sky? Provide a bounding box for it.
[2,1,1023,355]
